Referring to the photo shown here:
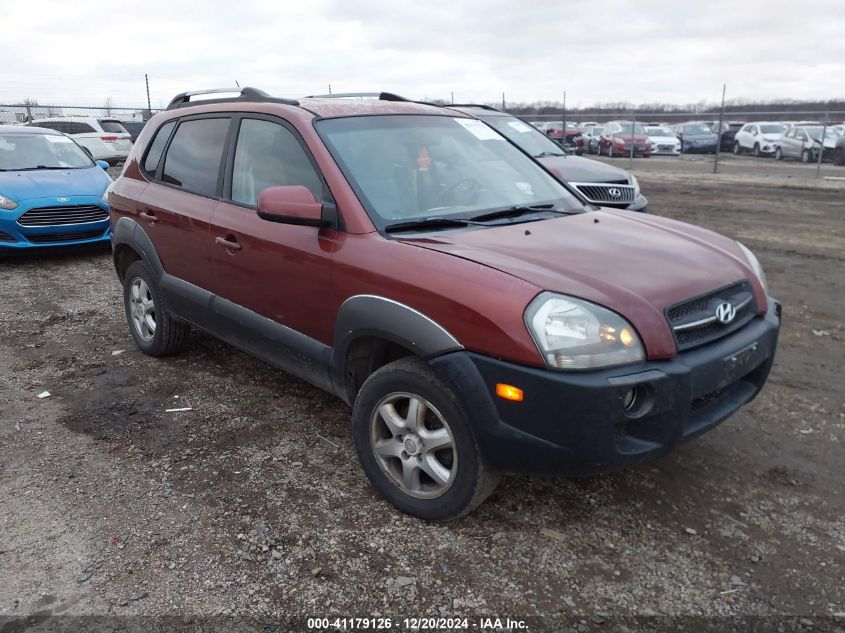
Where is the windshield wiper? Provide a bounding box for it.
[469,204,577,223]
[384,217,487,233]
[534,151,565,158]
[12,165,68,171]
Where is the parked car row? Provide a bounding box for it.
[527,118,845,164]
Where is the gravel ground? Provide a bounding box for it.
[1,166,843,632]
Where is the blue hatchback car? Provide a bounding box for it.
[0,125,112,253]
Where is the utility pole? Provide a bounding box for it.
[502,92,505,111]
[451,91,454,104]
[713,83,726,174]
[145,74,152,116]
[328,84,332,95]
[562,91,567,152]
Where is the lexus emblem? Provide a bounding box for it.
[608,187,622,198]
[56,197,70,202]
[715,302,737,324]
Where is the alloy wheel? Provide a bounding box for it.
[129,277,156,342]
[370,392,457,499]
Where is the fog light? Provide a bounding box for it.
[623,384,654,418]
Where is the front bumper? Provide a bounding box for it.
[430,298,780,476]
[0,196,111,252]
[682,141,717,153]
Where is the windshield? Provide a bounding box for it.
[614,123,646,136]
[803,126,840,139]
[317,115,582,228]
[684,124,712,135]
[476,114,565,157]
[647,127,674,137]
[760,124,785,134]
[0,133,94,170]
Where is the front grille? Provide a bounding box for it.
[17,204,108,227]
[28,230,105,244]
[667,281,758,351]
[572,182,636,204]
[657,144,675,150]
[0,230,16,242]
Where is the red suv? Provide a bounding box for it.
[109,88,780,521]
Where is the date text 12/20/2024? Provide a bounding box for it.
[306,617,529,630]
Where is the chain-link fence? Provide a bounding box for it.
[512,109,845,178]
[3,101,844,176]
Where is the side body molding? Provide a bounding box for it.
[331,295,464,396]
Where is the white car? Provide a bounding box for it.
[29,116,132,164]
[645,126,681,155]
[733,122,786,157]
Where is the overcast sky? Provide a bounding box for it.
[2,0,843,109]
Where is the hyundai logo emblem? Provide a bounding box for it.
[715,302,737,324]
[56,197,70,202]
[608,187,622,198]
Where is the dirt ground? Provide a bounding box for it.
[1,165,844,632]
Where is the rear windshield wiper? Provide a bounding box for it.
[384,217,487,233]
[469,204,578,223]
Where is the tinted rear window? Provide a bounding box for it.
[99,120,128,134]
[142,120,176,177]
[161,118,230,195]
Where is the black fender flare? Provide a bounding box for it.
[111,216,164,279]
[330,295,464,398]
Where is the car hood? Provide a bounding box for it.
[400,210,765,359]
[0,166,110,202]
[537,154,631,183]
[761,134,781,142]
[647,135,679,144]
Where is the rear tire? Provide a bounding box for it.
[352,357,499,521]
[123,260,190,356]
[834,147,845,166]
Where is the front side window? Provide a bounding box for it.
[161,118,230,196]
[142,120,176,177]
[0,133,94,170]
[317,115,582,228]
[230,118,322,206]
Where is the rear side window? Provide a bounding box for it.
[99,120,128,134]
[230,118,322,206]
[64,122,96,134]
[161,118,230,196]
[37,121,65,133]
[142,120,176,177]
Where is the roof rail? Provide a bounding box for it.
[303,91,411,102]
[166,87,299,110]
[448,103,501,112]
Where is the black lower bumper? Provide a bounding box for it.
[430,299,781,476]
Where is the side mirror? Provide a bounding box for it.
[257,185,328,227]
[96,160,110,170]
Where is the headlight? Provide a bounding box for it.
[737,242,767,294]
[0,194,18,210]
[101,181,114,206]
[629,174,640,196]
[615,137,626,145]
[525,293,645,370]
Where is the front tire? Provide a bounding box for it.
[775,147,783,161]
[733,141,741,155]
[753,143,761,157]
[834,147,845,166]
[352,357,499,521]
[123,260,190,356]
[801,149,811,163]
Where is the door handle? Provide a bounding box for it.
[215,235,242,251]
[139,209,157,224]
